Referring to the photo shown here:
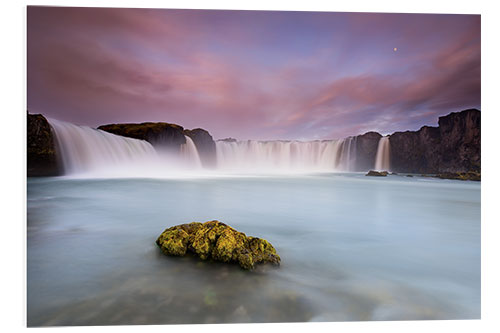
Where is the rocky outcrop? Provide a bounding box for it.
[217,138,237,143]
[98,122,218,165]
[348,109,480,174]
[389,109,480,173]
[434,171,481,181]
[437,109,480,172]
[353,132,382,171]
[365,170,388,177]
[27,113,61,177]
[389,126,441,173]
[183,128,216,168]
[98,122,187,152]
[156,220,281,270]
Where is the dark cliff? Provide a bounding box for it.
[98,122,217,166]
[98,122,187,152]
[353,132,382,171]
[389,109,480,173]
[437,109,480,172]
[389,126,442,173]
[27,113,61,177]
[184,128,216,168]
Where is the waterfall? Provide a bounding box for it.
[181,136,202,169]
[338,136,357,171]
[215,138,358,172]
[374,136,391,171]
[47,118,365,176]
[49,118,159,175]
[48,119,204,176]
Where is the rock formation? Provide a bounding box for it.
[27,113,61,176]
[98,122,217,167]
[434,171,481,181]
[98,122,187,153]
[156,220,281,270]
[365,170,388,177]
[353,132,382,171]
[184,128,216,168]
[27,109,480,176]
[388,109,480,173]
[217,138,237,143]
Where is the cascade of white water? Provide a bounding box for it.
[374,136,391,171]
[48,118,364,176]
[215,138,358,172]
[181,136,202,169]
[49,118,159,174]
[337,136,357,171]
[48,119,205,176]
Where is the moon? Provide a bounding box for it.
[393,47,398,51]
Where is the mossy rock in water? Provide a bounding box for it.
[156,220,280,270]
[365,170,388,177]
[434,171,480,181]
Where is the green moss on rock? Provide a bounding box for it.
[365,170,388,177]
[435,171,481,181]
[156,220,280,270]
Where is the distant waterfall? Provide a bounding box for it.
[48,119,205,176]
[216,137,357,172]
[48,118,365,176]
[338,136,357,171]
[49,118,159,175]
[375,136,391,171]
[181,136,202,169]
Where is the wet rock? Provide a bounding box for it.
[389,109,480,174]
[184,128,216,168]
[217,138,237,143]
[99,122,217,165]
[365,170,388,177]
[353,132,382,171]
[434,171,480,181]
[98,122,187,152]
[27,112,61,176]
[156,220,281,270]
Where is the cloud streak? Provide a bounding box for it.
[27,7,480,140]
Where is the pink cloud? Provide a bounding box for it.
[27,7,480,140]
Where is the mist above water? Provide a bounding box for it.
[27,119,480,326]
[48,119,363,177]
[49,119,204,178]
[215,137,357,173]
[27,174,480,325]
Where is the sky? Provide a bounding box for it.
[27,6,480,140]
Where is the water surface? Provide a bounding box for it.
[27,173,480,325]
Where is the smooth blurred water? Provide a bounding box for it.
[26,173,480,326]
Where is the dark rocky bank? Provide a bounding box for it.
[183,128,216,168]
[27,108,480,176]
[346,109,480,174]
[27,113,61,177]
[156,220,281,270]
[434,171,481,181]
[353,132,382,171]
[98,122,216,168]
[388,109,480,174]
[98,122,187,151]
